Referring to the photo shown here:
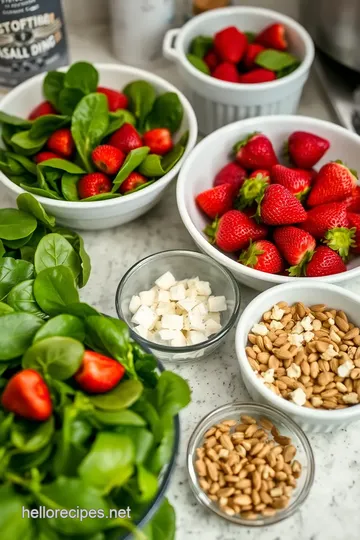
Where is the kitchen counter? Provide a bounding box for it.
[1,23,359,540]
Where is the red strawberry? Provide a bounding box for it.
[235,170,270,209]
[78,173,112,199]
[143,128,173,156]
[120,172,147,194]
[34,151,61,164]
[92,144,125,175]
[287,131,330,169]
[256,23,287,51]
[348,213,360,254]
[97,86,128,111]
[205,209,268,252]
[307,162,357,207]
[239,240,284,274]
[234,133,278,170]
[243,43,265,70]
[271,164,313,200]
[109,123,143,154]
[258,184,307,226]
[47,128,74,158]
[213,162,247,192]
[238,69,276,84]
[305,246,347,277]
[196,184,235,219]
[204,49,219,72]
[28,101,56,120]
[343,185,360,213]
[212,62,240,83]
[214,26,247,64]
[273,226,316,276]
[301,202,349,239]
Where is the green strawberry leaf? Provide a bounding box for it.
[235,176,268,210]
[324,227,356,261]
[238,240,264,268]
[288,251,313,277]
[233,132,259,154]
[204,217,219,244]
[245,31,256,44]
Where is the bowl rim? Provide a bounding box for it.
[173,6,315,91]
[235,281,360,421]
[115,249,241,354]
[187,401,315,527]
[0,63,198,209]
[177,114,360,285]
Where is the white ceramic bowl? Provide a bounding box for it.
[163,7,314,135]
[177,115,360,291]
[0,64,198,230]
[235,282,360,433]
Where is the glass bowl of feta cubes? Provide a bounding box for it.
[115,250,241,362]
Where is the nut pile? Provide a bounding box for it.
[195,415,302,520]
[247,302,360,409]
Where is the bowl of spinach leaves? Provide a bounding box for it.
[0,194,191,538]
[0,62,198,230]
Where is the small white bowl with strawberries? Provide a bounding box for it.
[177,115,360,291]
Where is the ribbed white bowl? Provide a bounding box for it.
[163,7,314,135]
[235,282,360,433]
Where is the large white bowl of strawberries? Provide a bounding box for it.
[0,62,198,230]
[177,115,360,291]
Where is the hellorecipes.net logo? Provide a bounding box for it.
[22,506,132,521]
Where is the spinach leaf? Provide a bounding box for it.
[39,477,111,535]
[33,266,80,316]
[43,70,65,108]
[0,239,3,257]
[124,180,155,194]
[39,157,85,174]
[80,193,121,202]
[85,315,130,367]
[0,312,44,360]
[156,371,191,418]
[111,146,150,192]
[61,173,80,201]
[7,279,45,317]
[93,409,146,427]
[142,498,175,540]
[0,485,34,540]
[0,258,34,300]
[0,149,28,176]
[58,87,85,115]
[29,114,70,139]
[71,93,109,172]
[190,35,213,58]
[245,31,256,43]
[78,432,135,492]
[33,314,85,343]
[58,302,99,318]
[10,130,47,155]
[20,246,35,263]
[20,184,63,200]
[104,110,136,137]
[0,111,31,127]
[147,415,175,474]
[17,193,56,228]
[22,336,84,380]
[34,233,81,280]
[123,80,156,131]
[115,426,154,464]
[134,465,158,503]
[7,152,37,175]
[277,62,301,79]
[255,49,299,72]
[89,379,143,410]
[0,301,14,315]
[54,229,91,287]
[139,144,185,177]
[3,232,33,249]
[11,417,54,452]
[145,92,183,134]
[186,54,210,74]
[10,442,52,473]
[64,61,99,95]
[0,208,37,240]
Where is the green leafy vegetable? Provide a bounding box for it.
[0,312,44,360]
[124,80,156,131]
[0,111,31,127]
[0,258,34,300]
[43,71,66,108]
[111,146,150,192]
[61,172,80,201]
[29,114,70,139]
[255,49,300,72]
[17,193,56,228]
[190,35,213,58]
[34,233,81,281]
[33,314,85,343]
[89,379,143,410]
[145,92,183,134]
[139,144,185,177]
[0,209,37,240]
[33,266,80,315]
[10,130,47,156]
[7,279,45,317]
[186,54,210,74]
[64,61,99,95]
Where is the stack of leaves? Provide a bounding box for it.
[0,61,188,201]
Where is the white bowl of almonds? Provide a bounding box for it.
[235,282,360,432]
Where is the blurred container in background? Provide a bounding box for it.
[184,0,232,19]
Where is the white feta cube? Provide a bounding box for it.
[205,319,222,337]
[139,289,157,306]
[171,333,187,347]
[159,329,180,341]
[134,325,149,339]
[169,283,186,301]
[156,302,176,316]
[206,312,221,324]
[131,305,158,330]
[155,271,176,290]
[129,295,141,314]
[188,311,206,331]
[187,277,199,288]
[186,287,198,299]
[158,289,170,302]
[177,299,198,313]
[162,314,184,331]
[187,331,207,345]
[192,302,208,317]
[208,295,227,312]
[183,314,190,331]
[195,280,212,296]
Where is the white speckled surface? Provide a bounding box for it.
[1,22,360,540]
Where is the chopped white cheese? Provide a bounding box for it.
[208,296,227,312]
[139,289,157,306]
[131,305,158,330]
[169,283,186,301]
[195,280,212,296]
[188,312,206,331]
[162,314,184,331]
[187,331,207,345]
[205,319,222,337]
[171,333,187,347]
[177,299,198,313]
[129,295,141,314]
[158,289,170,302]
[134,325,149,339]
[155,271,176,290]
[156,302,176,316]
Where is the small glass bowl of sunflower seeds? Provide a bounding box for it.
[187,402,314,526]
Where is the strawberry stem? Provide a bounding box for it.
[324,227,356,261]
[288,250,313,277]
[235,177,268,210]
[204,217,219,244]
[233,131,260,154]
[295,186,311,203]
[238,241,263,268]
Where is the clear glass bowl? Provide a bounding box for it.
[115,250,241,362]
[187,402,315,527]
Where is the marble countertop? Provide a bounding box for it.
[1,24,359,540]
